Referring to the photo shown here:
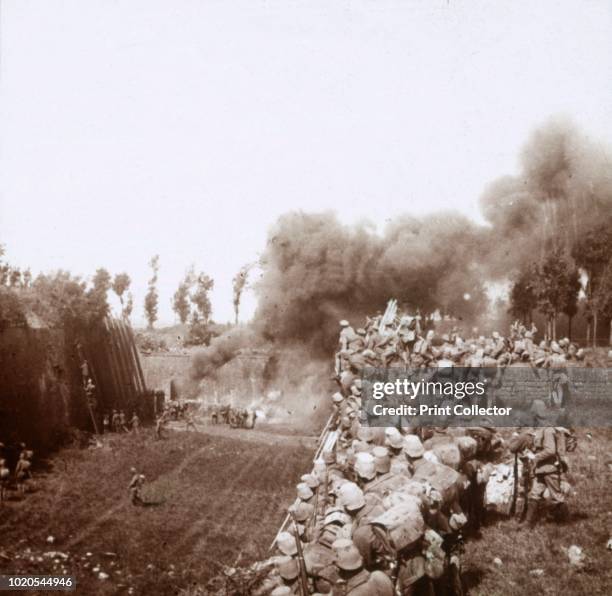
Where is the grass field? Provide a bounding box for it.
[0,427,312,595]
[462,428,612,595]
[1,424,611,595]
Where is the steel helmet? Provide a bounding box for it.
[276,531,298,556]
[372,446,391,474]
[333,540,363,570]
[296,482,314,501]
[403,434,425,458]
[354,452,377,480]
[276,555,299,580]
[301,473,320,489]
[385,427,404,450]
[290,501,314,523]
[337,482,365,511]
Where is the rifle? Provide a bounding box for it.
[290,511,310,596]
[324,466,329,512]
[510,453,518,517]
[519,457,532,521]
[310,483,319,543]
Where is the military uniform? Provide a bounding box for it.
[525,426,572,525]
[129,473,145,505]
[334,569,394,595]
[0,459,10,501]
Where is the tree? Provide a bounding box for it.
[172,269,194,324]
[533,248,580,341]
[509,265,538,322]
[112,272,132,318]
[124,291,134,322]
[560,262,581,340]
[572,221,612,346]
[22,268,32,288]
[86,268,112,322]
[232,264,252,325]
[9,268,22,288]
[144,255,160,329]
[593,258,612,346]
[32,270,108,328]
[190,272,214,324]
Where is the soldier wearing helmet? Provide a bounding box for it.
[334,540,394,595]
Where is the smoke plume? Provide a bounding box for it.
[480,118,612,276]
[191,118,612,421]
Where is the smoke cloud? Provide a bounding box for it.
[191,118,612,421]
[480,118,612,276]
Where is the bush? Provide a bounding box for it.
[0,287,27,331]
[136,332,168,353]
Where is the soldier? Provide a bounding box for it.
[0,458,10,502]
[102,413,110,434]
[185,411,198,432]
[111,409,121,433]
[131,412,140,434]
[15,451,32,496]
[524,425,574,526]
[353,453,377,491]
[403,435,428,475]
[119,410,129,432]
[210,403,219,425]
[155,412,167,440]
[334,539,394,595]
[551,368,572,408]
[273,555,301,592]
[245,408,257,429]
[80,359,90,386]
[128,468,146,506]
[336,320,358,375]
[84,377,96,405]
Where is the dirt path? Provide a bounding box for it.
[167,420,319,448]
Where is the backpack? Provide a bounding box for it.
[371,502,425,552]
[554,427,576,471]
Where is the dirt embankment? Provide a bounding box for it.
[0,326,85,450]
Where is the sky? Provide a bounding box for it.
[1,0,611,326]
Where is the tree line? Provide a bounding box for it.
[0,246,252,344]
[508,220,612,345]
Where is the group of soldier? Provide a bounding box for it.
[0,442,34,502]
[102,409,141,434]
[210,403,258,429]
[259,308,577,596]
[335,311,584,375]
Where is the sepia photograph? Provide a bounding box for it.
[1,1,611,594]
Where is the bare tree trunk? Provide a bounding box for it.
[568,315,573,341]
[587,319,591,345]
[593,312,598,348]
[552,313,557,341]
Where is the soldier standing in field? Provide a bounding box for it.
[119,410,129,432]
[0,458,10,502]
[111,409,121,433]
[155,412,167,440]
[128,468,146,506]
[102,412,110,434]
[15,451,32,497]
[523,425,574,526]
[184,410,198,431]
[130,412,140,434]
